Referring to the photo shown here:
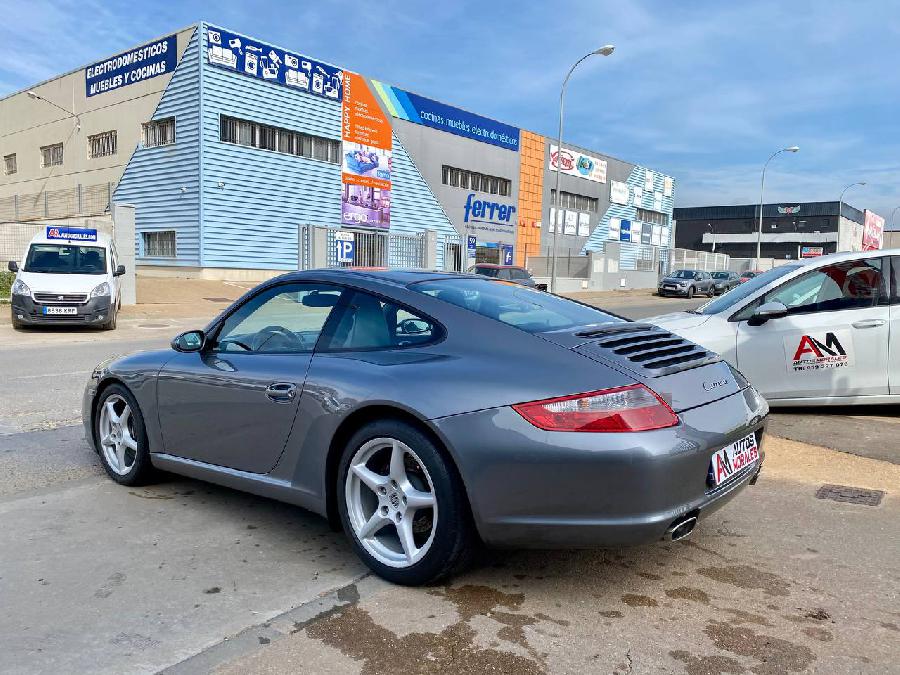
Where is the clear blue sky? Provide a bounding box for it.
[3,0,898,226]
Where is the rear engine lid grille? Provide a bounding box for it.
[34,292,88,304]
[575,323,719,377]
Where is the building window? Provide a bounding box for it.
[219,115,341,164]
[88,130,117,159]
[441,165,511,197]
[40,143,64,167]
[636,208,668,226]
[142,230,177,257]
[3,153,16,175]
[142,117,176,148]
[550,190,599,212]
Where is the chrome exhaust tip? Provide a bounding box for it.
[667,515,698,541]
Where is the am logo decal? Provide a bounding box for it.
[785,330,854,372]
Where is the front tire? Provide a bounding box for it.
[93,384,154,485]
[686,286,695,299]
[102,306,117,331]
[337,420,476,585]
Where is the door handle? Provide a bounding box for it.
[265,382,297,402]
[852,319,885,329]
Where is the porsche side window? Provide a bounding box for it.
[324,291,439,351]
[214,284,343,353]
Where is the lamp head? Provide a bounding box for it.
[594,45,615,56]
[784,146,800,153]
[26,90,38,100]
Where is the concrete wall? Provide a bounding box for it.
[0,27,195,202]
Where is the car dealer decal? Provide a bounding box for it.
[784,330,854,372]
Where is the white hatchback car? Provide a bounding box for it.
[8,227,125,330]
[648,249,899,407]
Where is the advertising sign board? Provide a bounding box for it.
[85,34,177,97]
[862,210,885,251]
[548,145,607,183]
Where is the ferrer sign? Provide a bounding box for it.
[85,35,177,97]
[548,145,607,183]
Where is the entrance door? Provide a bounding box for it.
[156,282,344,473]
[734,257,890,401]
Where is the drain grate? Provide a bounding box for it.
[816,484,884,506]
[204,297,233,303]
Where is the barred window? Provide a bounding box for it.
[142,230,176,257]
[88,130,117,159]
[550,190,598,212]
[441,165,511,196]
[636,208,668,226]
[220,115,340,164]
[142,117,176,148]
[40,143,64,167]
[3,153,16,175]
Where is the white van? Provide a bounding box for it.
[8,227,125,330]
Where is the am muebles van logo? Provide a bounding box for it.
[788,331,853,372]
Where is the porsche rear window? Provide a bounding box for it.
[411,278,623,333]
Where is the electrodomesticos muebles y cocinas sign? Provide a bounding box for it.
[85,35,177,97]
[206,26,344,102]
[341,73,392,229]
[371,81,519,151]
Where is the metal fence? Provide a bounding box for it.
[0,182,116,223]
[303,226,428,270]
[669,248,731,273]
[526,254,591,278]
[442,236,462,271]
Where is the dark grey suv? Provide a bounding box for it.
[658,269,716,298]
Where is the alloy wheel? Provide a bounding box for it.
[98,394,138,475]
[345,437,438,568]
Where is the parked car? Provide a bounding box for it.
[710,271,741,295]
[648,249,900,407]
[739,270,762,284]
[83,269,766,585]
[469,263,544,289]
[657,269,716,298]
[8,227,125,330]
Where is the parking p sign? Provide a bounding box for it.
[334,231,355,264]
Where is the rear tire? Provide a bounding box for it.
[93,384,154,486]
[337,419,476,586]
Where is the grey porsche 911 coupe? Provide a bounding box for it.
[83,269,767,585]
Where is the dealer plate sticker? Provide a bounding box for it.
[709,433,759,487]
[43,306,77,315]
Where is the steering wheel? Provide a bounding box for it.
[250,325,305,352]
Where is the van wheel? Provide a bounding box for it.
[687,286,695,299]
[102,307,117,331]
[11,313,24,330]
[338,420,477,586]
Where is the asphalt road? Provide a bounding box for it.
[0,292,897,673]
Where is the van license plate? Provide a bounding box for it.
[709,432,759,487]
[43,306,78,315]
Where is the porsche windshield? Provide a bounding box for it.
[24,244,107,275]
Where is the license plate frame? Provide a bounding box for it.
[43,306,78,315]
[709,432,759,488]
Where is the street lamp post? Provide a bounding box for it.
[837,181,866,222]
[890,206,900,230]
[756,146,799,268]
[26,90,80,131]
[549,45,615,294]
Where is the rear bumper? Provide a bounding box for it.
[434,387,768,548]
[11,295,111,325]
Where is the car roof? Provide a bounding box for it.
[268,267,475,288]
[28,230,112,247]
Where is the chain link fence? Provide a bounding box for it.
[669,248,731,273]
[0,182,116,223]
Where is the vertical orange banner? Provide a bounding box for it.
[341,72,392,229]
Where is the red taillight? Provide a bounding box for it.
[512,384,678,433]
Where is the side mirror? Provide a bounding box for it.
[748,301,788,326]
[113,264,126,277]
[7,261,17,273]
[171,329,206,352]
[694,273,703,280]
